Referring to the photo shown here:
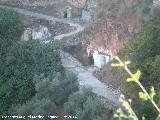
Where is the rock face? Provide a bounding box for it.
[86,0,154,57]
[87,16,143,56]
[154,0,160,7]
[21,28,32,41]
[21,26,51,41]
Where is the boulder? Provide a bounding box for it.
[21,26,51,41]
[21,28,32,41]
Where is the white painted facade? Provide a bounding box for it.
[81,9,91,22]
[93,50,110,68]
[66,6,72,19]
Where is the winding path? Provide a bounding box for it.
[0,5,84,40]
[0,5,121,106]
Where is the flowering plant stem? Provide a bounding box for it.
[112,56,160,119]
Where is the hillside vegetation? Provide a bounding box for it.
[0,8,112,120]
[117,18,160,120]
[1,0,160,119]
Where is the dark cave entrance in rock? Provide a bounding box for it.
[63,43,94,66]
[64,11,67,18]
[88,54,94,65]
[40,19,49,27]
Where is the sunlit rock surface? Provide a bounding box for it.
[21,26,51,41]
[86,0,145,57]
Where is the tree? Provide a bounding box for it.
[116,18,160,120]
[119,18,160,92]
[0,41,62,115]
[9,98,55,119]
[0,8,23,55]
[64,88,108,120]
[112,56,160,120]
[9,72,78,120]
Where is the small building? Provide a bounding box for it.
[93,50,110,68]
[81,9,92,22]
[64,6,72,19]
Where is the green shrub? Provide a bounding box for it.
[0,8,23,55]
[33,72,79,105]
[9,98,55,118]
[135,102,157,120]
[112,56,160,120]
[0,41,62,115]
[143,6,151,14]
[119,18,160,91]
[9,72,78,119]
[64,88,108,120]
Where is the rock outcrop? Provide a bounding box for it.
[21,25,51,41]
[154,0,160,7]
[87,15,143,56]
[86,0,154,56]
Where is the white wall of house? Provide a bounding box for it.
[81,9,91,22]
[93,50,110,68]
[66,7,72,19]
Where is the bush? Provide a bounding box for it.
[143,5,151,14]
[0,41,62,115]
[135,102,157,120]
[119,19,160,88]
[9,98,55,118]
[111,56,160,120]
[9,75,57,119]
[118,18,160,120]
[33,72,79,105]
[64,88,108,120]
[3,41,62,77]
[9,72,78,119]
[0,8,23,55]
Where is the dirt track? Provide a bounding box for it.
[0,5,121,106]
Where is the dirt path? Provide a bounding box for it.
[0,5,84,40]
[61,52,121,106]
[0,5,121,106]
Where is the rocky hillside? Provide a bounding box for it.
[86,0,156,56]
[65,0,156,57]
[1,0,159,56]
[61,0,160,94]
